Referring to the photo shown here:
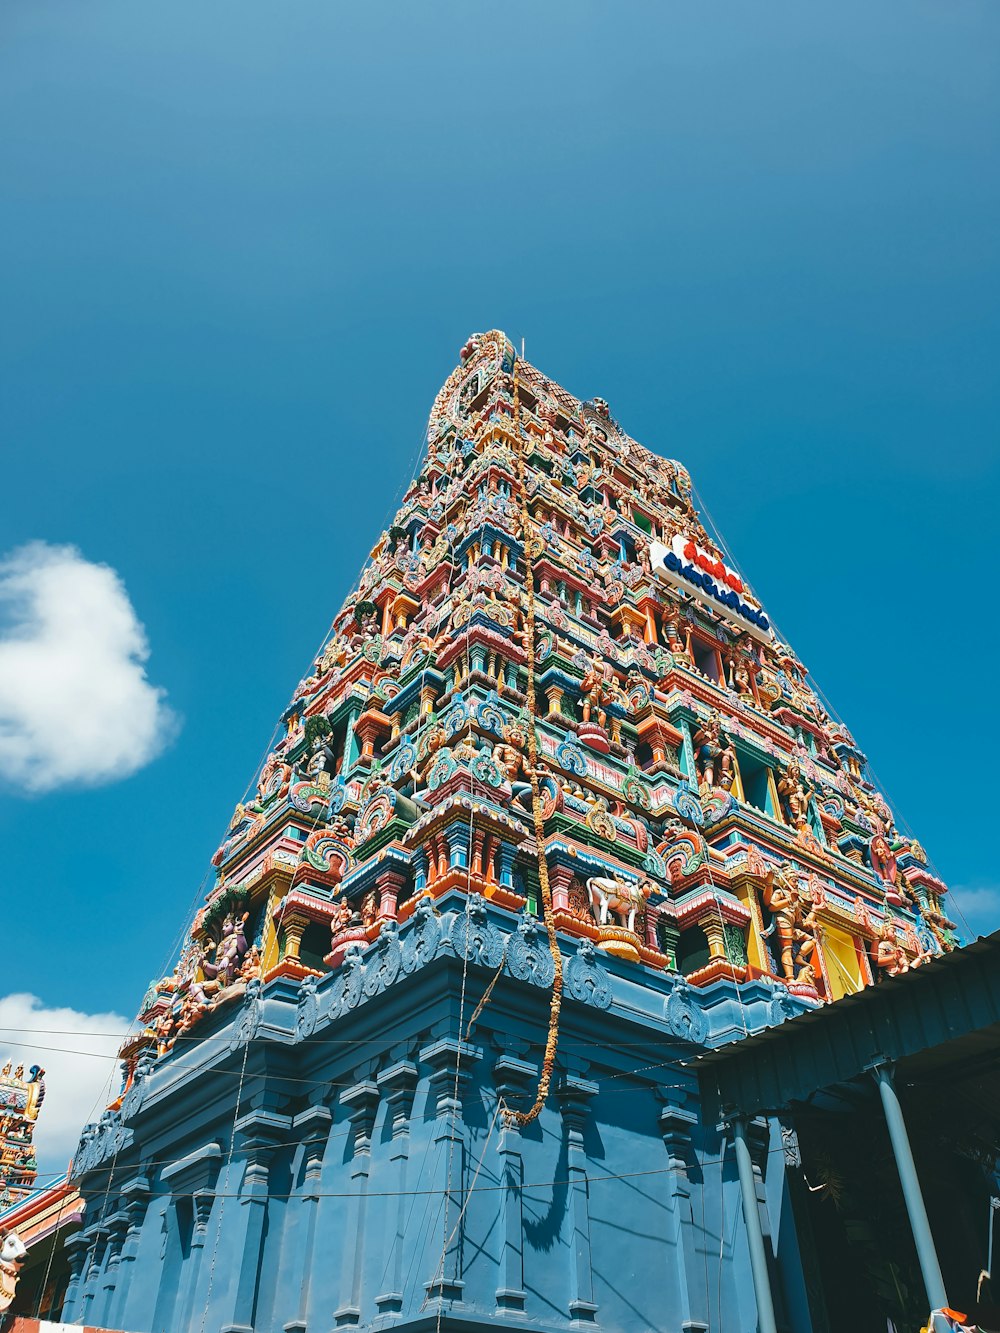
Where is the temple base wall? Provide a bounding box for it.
[66,894,814,1333]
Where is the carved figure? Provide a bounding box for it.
[579,655,613,729]
[875,918,909,977]
[0,1230,27,1313]
[493,741,534,811]
[728,652,755,700]
[762,863,818,985]
[777,759,811,830]
[691,712,735,791]
[330,898,353,936]
[586,875,649,934]
[201,913,250,990]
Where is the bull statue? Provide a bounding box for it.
[0,1229,27,1314]
[586,875,650,934]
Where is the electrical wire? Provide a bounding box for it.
[25,1143,799,1205]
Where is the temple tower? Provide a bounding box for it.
[66,331,955,1333]
[0,1063,45,1210]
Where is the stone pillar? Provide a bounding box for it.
[658,918,680,970]
[645,900,660,951]
[333,1076,380,1327]
[680,721,697,783]
[731,1117,778,1333]
[374,1060,419,1318]
[545,684,564,717]
[445,821,470,872]
[702,912,728,961]
[283,1101,332,1333]
[874,1064,949,1317]
[282,912,309,963]
[220,1108,291,1333]
[493,1050,537,1315]
[343,706,362,774]
[77,1223,104,1327]
[170,1187,219,1333]
[156,1143,223,1333]
[421,1037,482,1312]
[658,1098,707,1333]
[556,1073,599,1325]
[108,1171,151,1331]
[377,870,407,922]
[548,864,575,915]
[59,1230,92,1323]
[97,1209,129,1327]
[413,849,429,897]
[498,842,516,891]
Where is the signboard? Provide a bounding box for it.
[649,536,772,637]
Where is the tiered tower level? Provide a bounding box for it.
[68,332,957,1333]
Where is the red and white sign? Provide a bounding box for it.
[672,536,745,594]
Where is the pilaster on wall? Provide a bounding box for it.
[283,1101,333,1333]
[59,1230,91,1324]
[658,1097,708,1333]
[556,1072,599,1326]
[154,1141,222,1333]
[76,1217,106,1329]
[221,1108,292,1333]
[492,1041,539,1316]
[333,1074,380,1329]
[420,1037,483,1312]
[374,1059,420,1319]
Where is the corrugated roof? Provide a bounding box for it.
[692,932,1000,1119]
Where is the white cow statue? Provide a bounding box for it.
[0,1229,27,1314]
[586,875,650,933]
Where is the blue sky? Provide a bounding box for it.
[1,0,998,1141]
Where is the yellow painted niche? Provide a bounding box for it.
[736,885,770,975]
[260,887,284,972]
[821,925,865,1000]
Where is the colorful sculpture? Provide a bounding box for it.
[0,1064,44,1211]
[0,1229,27,1315]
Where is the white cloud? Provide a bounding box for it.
[0,994,131,1180]
[949,884,1000,940]
[0,542,177,793]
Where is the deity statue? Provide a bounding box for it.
[330,898,353,936]
[761,863,819,986]
[728,651,755,700]
[493,741,534,812]
[777,759,811,831]
[201,912,250,991]
[305,732,337,787]
[691,712,735,791]
[579,654,613,729]
[875,918,909,977]
[660,596,685,657]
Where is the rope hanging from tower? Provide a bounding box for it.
[503,360,564,1128]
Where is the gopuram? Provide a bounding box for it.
[65,332,957,1333]
[0,1064,45,1211]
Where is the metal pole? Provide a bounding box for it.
[731,1117,779,1333]
[874,1064,948,1315]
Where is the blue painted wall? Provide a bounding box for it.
[65,893,814,1332]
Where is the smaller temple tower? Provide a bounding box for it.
[0,1063,45,1210]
